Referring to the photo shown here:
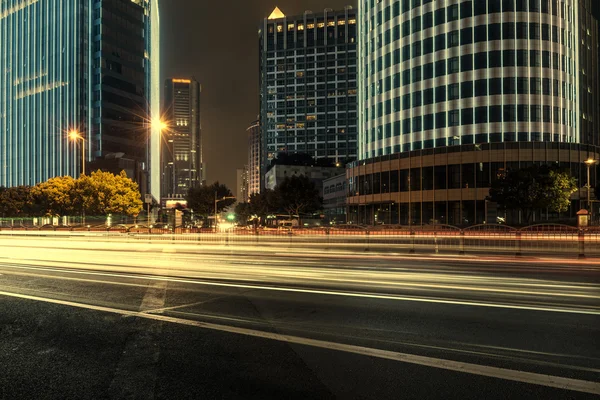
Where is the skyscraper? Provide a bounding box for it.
[347,0,599,225]
[162,78,202,197]
[259,7,358,185]
[247,119,261,197]
[0,0,160,200]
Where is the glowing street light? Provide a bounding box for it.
[69,130,85,176]
[152,118,168,133]
[584,158,599,216]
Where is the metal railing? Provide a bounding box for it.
[1,223,599,258]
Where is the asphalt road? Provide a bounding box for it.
[0,236,598,399]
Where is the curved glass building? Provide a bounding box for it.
[348,0,599,225]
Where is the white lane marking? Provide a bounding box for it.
[108,281,167,399]
[0,263,598,315]
[0,289,598,395]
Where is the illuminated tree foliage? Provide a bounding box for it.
[488,165,577,223]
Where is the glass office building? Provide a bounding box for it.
[162,78,202,197]
[348,0,599,225]
[0,0,160,200]
[259,7,358,185]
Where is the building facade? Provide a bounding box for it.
[162,78,202,197]
[247,120,261,197]
[259,7,358,186]
[0,0,160,199]
[236,167,249,202]
[323,173,347,224]
[350,0,599,225]
[265,164,345,197]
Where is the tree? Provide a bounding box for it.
[186,182,235,216]
[75,170,143,216]
[234,202,253,226]
[0,186,34,218]
[274,175,322,220]
[247,190,277,225]
[488,165,577,223]
[31,176,76,217]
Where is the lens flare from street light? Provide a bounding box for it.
[152,118,167,132]
[584,158,598,165]
[69,130,81,140]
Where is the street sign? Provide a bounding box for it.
[145,194,153,204]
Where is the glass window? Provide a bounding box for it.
[413,116,422,132]
[448,5,459,21]
[474,1,487,15]
[402,69,411,85]
[503,49,516,66]
[530,50,540,67]
[448,30,459,47]
[449,110,460,126]
[530,105,541,122]
[529,23,540,39]
[413,66,422,82]
[423,12,433,29]
[462,108,474,125]
[413,41,422,58]
[435,33,446,51]
[503,77,516,94]
[461,81,474,98]
[516,22,528,39]
[408,17,419,34]
[448,57,459,74]
[413,90,422,107]
[460,27,473,45]
[516,0,528,12]
[402,93,411,110]
[474,25,487,42]
[435,60,446,77]
[489,105,502,122]
[517,50,528,66]
[435,112,446,128]
[402,20,411,37]
[424,114,434,130]
[475,106,488,123]
[502,0,515,11]
[489,78,502,95]
[489,50,501,68]
[423,62,433,80]
[517,104,529,121]
[542,78,550,95]
[530,77,541,94]
[474,52,487,69]
[435,7,445,25]
[424,88,434,105]
[423,37,433,54]
[541,23,549,40]
[488,23,501,40]
[488,0,501,13]
[517,77,528,94]
[529,0,540,12]
[461,54,473,71]
[503,105,516,121]
[475,79,487,96]
[503,22,515,39]
[435,85,446,102]
[448,83,460,100]
[542,51,550,68]
[460,1,473,18]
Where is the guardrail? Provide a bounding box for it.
[1,223,599,259]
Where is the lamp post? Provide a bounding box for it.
[214,193,236,230]
[584,158,599,222]
[69,130,85,177]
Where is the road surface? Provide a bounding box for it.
[0,236,598,399]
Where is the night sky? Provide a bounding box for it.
[160,1,356,190]
[160,1,600,190]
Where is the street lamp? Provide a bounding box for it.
[584,158,599,219]
[69,130,85,177]
[214,193,236,230]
